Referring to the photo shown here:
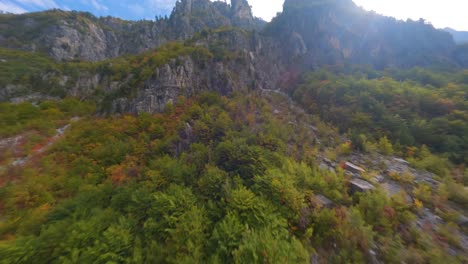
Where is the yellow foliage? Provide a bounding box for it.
[414,199,423,210]
[337,141,352,155]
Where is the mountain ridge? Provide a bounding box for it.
[0,0,467,111]
[0,0,264,62]
[0,0,465,68]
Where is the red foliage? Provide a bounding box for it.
[383,206,396,218]
[31,140,50,153]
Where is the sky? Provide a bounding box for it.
[0,0,467,31]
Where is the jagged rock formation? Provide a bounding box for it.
[0,0,264,61]
[231,0,255,27]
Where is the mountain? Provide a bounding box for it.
[1,0,467,111]
[445,27,468,44]
[0,0,465,68]
[0,0,264,61]
[267,0,457,69]
[1,0,468,263]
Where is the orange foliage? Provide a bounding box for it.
[38,203,51,212]
[107,164,127,185]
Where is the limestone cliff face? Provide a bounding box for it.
[42,20,119,61]
[111,30,284,114]
[0,0,263,62]
[231,0,254,27]
[0,29,284,114]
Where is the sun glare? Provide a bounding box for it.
[352,0,468,30]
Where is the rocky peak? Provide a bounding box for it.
[231,0,254,23]
[172,0,212,16]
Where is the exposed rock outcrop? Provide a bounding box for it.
[110,31,285,114]
[0,28,284,113]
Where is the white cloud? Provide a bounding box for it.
[147,0,177,10]
[15,0,58,9]
[129,4,145,15]
[0,1,27,13]
[89,0,108,12]
[80,0,108,12]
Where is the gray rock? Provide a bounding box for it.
[458,215,468,227]
[394,157,410,165]
[374,175,385,183]
[315,194,333,208]
[416,208,444,229]
[343,161,366,174]
[350,179,374,193]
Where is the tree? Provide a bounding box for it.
[377,136,394,155]
[233,225,309,264]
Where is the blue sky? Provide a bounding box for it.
[0,0,177,20]
[1,0,467,30]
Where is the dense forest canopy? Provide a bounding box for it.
[292,66,468,164]
[0,91,467,263]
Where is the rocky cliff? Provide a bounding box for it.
[111,30,284,114]
[0,0,264,61]
[0,28,284,114]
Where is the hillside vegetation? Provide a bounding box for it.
[0,92,467,263]
[293,67,468,164]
